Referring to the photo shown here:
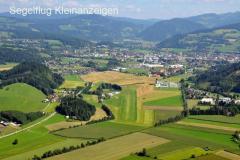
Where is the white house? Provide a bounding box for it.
[200,98,215,105]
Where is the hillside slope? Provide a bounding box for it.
[0,83,46,112]
[157,23,240,53]
[139,18,206,41]
[190,62,240,93]
[0,62,64,95]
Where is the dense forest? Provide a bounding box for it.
[56,96,96,121]
[190,62,240,94]
[0,62,64,95]
[0,47,42,64]
[0,111,43,124]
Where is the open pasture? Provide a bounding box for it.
[53,121,145,139]
[48,133,169,160]
[179,118,240,131]
[157,147,211,160]
[47,108,107,131]
[188,115,240,124]
[0,83,46,112]
[143,95,183,107]
[0,63,17,71]
[0,114,69,159]
[81,71,155,85]
[144,124,240,155]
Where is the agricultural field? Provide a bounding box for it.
[81,71,155,85]
[144,124,240,156]
[48,133,169,160]
[60,75,85,89]
[0,63,17,71]
[0,114,85,160]
[53,121,145,139]
[0,83,47,112]
[187,99,211,110]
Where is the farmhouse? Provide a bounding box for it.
[219,97,232,104]
[200,98,215,105]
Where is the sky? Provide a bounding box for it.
[0,0,240,19]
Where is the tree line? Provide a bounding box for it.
[32,138,105,160]
[0,111,44,125]
[0,62,64,95]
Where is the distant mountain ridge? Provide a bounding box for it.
[156,22,240,53]
[139,18,206,41]
[140,11,240,42]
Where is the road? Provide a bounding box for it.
[0,112,56,139]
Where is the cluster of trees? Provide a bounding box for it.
[0,111,43,124]
[180,79,189,116]
[190,62,240,94]
[56,96,96,121]
[86,105,115,125]
[82,58,120,71]
[189,105,240,117]
[97,83,122,91]
[0,62,64,95]
[32,138,105,160]
[154,113,186,127]
[232,131,240,144]
[0,47,42,64]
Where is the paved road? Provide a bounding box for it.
[0,112,56,139]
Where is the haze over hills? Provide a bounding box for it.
[157,22,240,53]
[140,11,240,42]
[139,18,206,42]
[0,11,240,43]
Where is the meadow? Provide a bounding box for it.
[48,133,169,160]
[53,121,145,139]
[144,124,240,155]
[0,114,97,160]
[60,75,85,89]
[0,83,46,112]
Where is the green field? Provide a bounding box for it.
[188,115,240,124]
[0,114,74,159]
[144,124,240,155]
[158,147,211,160]
[53,121,145,139]
[104,86,139,123]
[144,95,183,107]
[48,133,169,160]
[0,83,46,112]
[60,75,85,89]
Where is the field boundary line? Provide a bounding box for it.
[188,117,240,125]
[176,121,238,132]
[0,112,56,139]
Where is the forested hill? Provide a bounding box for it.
[190,62,240,94]
[0,47,41,64]
[156,23,240,53]
[139,18,206,41]
[0,14,148,42]
[0,62,64,95]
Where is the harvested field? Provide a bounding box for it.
[47,133,170,160]
[82,71,155,85]
[215,150,240,160]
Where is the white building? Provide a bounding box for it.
[155,81,179,88]
[200,98,215,105]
